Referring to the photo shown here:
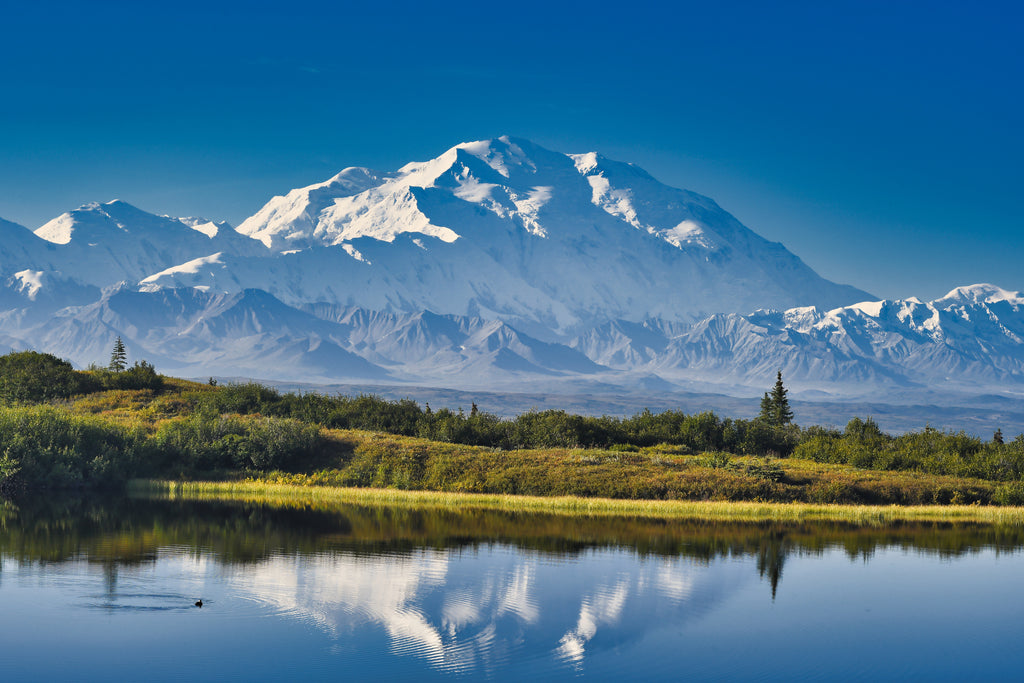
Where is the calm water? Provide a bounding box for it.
[2,496,1023,681]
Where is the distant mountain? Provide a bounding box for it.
[31,200,267,287]
[1,137,1022,409]
[220,136,872,330]
[12,287,603,385]
[572,284,1024,395]
[4,276,1023,399]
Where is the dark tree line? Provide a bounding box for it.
[189,381,802,456]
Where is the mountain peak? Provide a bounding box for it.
[34,199,176,244]
[453,136,541,178]
[221,136,874,326]
[936,283,1023,307]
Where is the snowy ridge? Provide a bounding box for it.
[225,136,872,328]
[570,286,1024,394]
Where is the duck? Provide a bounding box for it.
[195,599,203,607]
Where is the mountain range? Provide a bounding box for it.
[1,136,1022,415]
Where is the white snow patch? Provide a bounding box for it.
[189,221,220,238]
[321,188,460,244]
[849,300,884,317]
[662,220,711,249]
[783,305,820,332]
[35,213,76,244]
[453,176,499,203]
[586,175,641,228]
[342,243,371,264]
[12,270,44,299]
[139,253,224,284]
[174,216,229,238]
[510,186,552,237]
[571,152,599,175]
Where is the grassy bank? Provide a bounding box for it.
[131,479,1024,525]
[2,353,1023,508]
[256,428,1004,506]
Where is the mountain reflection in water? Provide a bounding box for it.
[2,494,1023,681]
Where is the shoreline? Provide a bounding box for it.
[130,479,1024,526]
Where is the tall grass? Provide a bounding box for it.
[132,479,1024,526]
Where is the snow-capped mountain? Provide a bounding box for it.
[221,137,872,330]
[572,284,1024,394]
[0,136,1022,407]
[5,138,872,330]
[30,200,267,288]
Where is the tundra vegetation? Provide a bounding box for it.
[1,350,1024,507]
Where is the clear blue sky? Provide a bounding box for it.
[2,0,1021,301]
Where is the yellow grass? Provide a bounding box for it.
[131,479,1024,526]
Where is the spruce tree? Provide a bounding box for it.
[758,392,776,425]
[109,336,127,373]
[770,370,794,426]
[994,428,1004,445]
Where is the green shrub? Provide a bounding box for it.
[97,361,165,392]
[743,458,785,482]
[152,412,321,473]
[993,479,1024,505]
[700,452,733,469]
[0,351,93,403]
[0,405,144,489]
[341,438,428,489]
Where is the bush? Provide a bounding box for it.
[743,458,785,482]
[100,361,165,392]
[152,412,321,473]
[0,351,92,403]
[342,438,428,489]
[0,405,145,489]
[993,481,1024,506]
[192,382,283,416]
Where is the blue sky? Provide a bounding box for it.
[2,0,1021,301]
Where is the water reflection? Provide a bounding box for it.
[2,495,1024,680]
[216,546,753,676]
[556,575,631,666]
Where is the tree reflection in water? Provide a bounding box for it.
[3,494,1024,589]
[4,494,1024,678]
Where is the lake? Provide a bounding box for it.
[2,494,1022,681]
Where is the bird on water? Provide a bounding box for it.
[195,599,203,607]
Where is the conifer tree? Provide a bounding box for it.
[994,428,1004,445]
[109,336,127,373]
[770,370,794,426]
[758,371,793,427]
[759,392,776,425]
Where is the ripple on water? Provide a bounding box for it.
[81,592,209,612]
